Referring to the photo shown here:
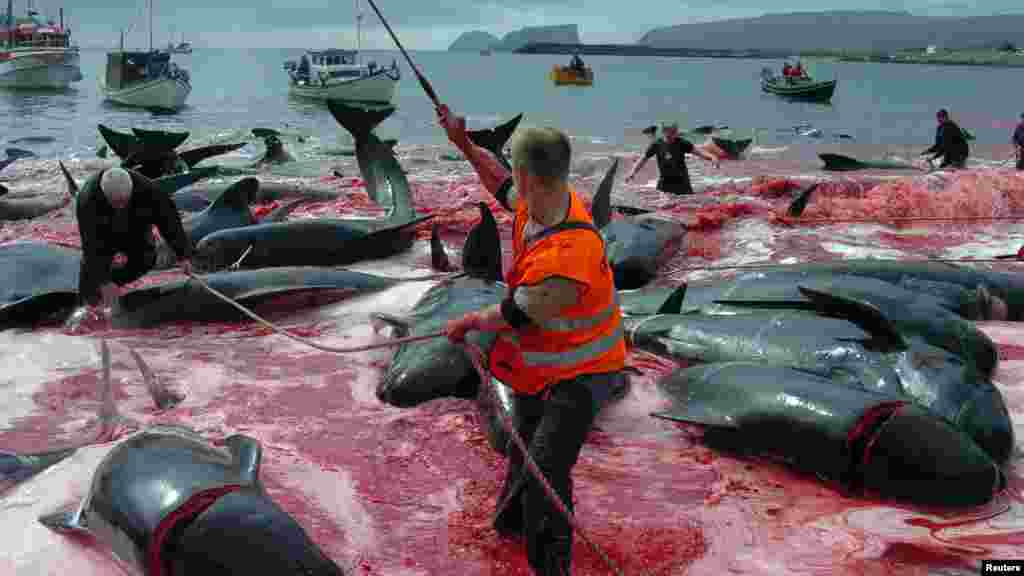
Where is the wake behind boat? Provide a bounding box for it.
[0,1,82,89]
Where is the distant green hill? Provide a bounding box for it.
[638,10,1024,53]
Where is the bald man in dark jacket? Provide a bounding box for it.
[76,166,192,308]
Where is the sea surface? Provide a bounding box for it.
[1,47,1024,576]
[3,48,1024,157]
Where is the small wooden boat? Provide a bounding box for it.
[711,133,753,158]
[550,64,592,86]
[760,67,836,103]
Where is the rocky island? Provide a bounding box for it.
[456,11,1024,68]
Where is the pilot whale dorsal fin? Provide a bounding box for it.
[206,177,258,216]
[430,222,452,272]
[657,284,688,314]
[58,161,78,197]
[591,157,620,230]
[180,142,248,169]
[154,166,220,197]
[796,286,908,352]
[787,183,819,217]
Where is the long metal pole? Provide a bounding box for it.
[355,0,362,64]
[6,0,13,49]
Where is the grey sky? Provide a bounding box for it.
[24,0,1024,50]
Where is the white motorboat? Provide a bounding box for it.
[282,0,399,104]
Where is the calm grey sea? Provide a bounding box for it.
[2,47,1023,159]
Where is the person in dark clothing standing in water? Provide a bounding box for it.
[76,166,193,310]
[921,108,969,170]
[625,121,719,195]
[1013,113,1024,170]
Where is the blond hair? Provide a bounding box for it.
[510,127,571,185]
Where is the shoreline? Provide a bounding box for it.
[511,42,1024,68]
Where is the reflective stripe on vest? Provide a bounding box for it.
[521,324,624,367]
[539,291,620,332]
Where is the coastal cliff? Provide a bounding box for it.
[637,10,1024,53]
[448,24,580,52]
[448,31,500,52]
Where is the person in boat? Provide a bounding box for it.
[1013,112,1024,170]
[625,121,720,195]
[782,63,793,78]
[794,61,806,78]
[569,53,585,71]
[437,103,629,576]
[920,108,969,170]
[76,167,192,311]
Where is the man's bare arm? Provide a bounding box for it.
[514,276,581,324]
[461,276,582,333]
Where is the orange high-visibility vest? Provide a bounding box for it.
[489,186,627,395]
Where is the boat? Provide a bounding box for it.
[282,0,399,104]
[0,1,82,89]
[284,48,399,103]
[550,57,593,86]
[711,133,753,159]
[100,1,191,111]
[760,67,836,103]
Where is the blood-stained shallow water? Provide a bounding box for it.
[2,142,1024,575]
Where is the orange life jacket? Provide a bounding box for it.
[489,186,627,395]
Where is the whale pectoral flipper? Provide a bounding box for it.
[371,312,413,338]
[224,434,262,483]
[651,408,739,429]
[39,504,89,534]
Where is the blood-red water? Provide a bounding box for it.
[2,157,1024,575]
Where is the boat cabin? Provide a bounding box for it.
[285,48,384,85]
[106,50,187,90]
[0,15,72,48]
